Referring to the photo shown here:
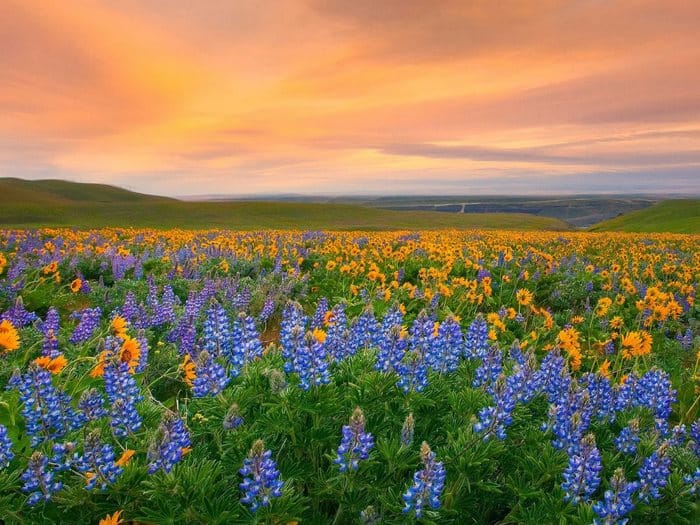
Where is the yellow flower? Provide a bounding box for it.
[181,354,196,387]
[70,278,82,293]
[99,510,123,525]
[33,354,68,374]
[111,316,128,338]
[325,260,337,271]
[598,359,611,379]
[0,319,20,353]
[621,330,653,359]
[119,337,141,372]
[516,289,533,306]
[115,449,135,467]
[312,328,327,344]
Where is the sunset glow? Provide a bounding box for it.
[2,0,699,195]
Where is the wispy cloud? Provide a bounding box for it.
[1,0,699,195]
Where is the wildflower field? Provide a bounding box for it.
[0,228,698,524]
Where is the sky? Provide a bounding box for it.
[1,0,700,197]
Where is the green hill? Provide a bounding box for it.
[589,199,700,233]
[0,178,570,231]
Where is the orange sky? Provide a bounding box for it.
[1,0,699,195]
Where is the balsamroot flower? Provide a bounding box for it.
[0,319,20,353]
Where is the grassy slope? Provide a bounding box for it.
[589,199,700,233]
[0,178,569,230]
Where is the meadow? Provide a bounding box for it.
[0,228,698,524]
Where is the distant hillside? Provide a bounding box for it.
[589,200,700,233]
[0,178,174,204]
[0,178,569,231]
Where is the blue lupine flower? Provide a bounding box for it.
[689,420,700,456]
[580,372,614,422]
[0,424,13,469]
[311,297,329,329]
[429,315,463,374]
[350,306,381,353]
[614,419,640,455]
[396,349,429,394]
[472,345,503,393]
[375,325,407,373]
[465,315,490,359]
[561,434,602,504]
[103,361,143,437]
[74,431,123,490]
[21,451,63,506]
[7,365,83,447]
[334,408,374,472]
[474,374,519,440]
[402,442,446,518]
[147,412,191,474]
[684,467,699,495]
[325,303,351,362]
[638,442,671,502]
[669,424,686,447]
[201,302,232,358]
[192,350,230,397]
[50,442,75,472]
[223,402,244,430]
[634,368,676,435]
[280,302,307,373]
[535,349,571,403]
[401,413,415,446]
[296,331,331,390]
[119,291,144,325]
[592,468,639,525]
[135,331,149,374]
[77,388,107,422]
[69,307,102,344]
[239,440,284,512]
[676,328,693,350]
[228,313,264,376]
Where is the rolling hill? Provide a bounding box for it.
[589,199,700,233]
[0,178,570,231]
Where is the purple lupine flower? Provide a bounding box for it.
[1,297,38,327]
[21,451,63,506]
[192,350,230,397]
[69,307,102,344]
[0,424,13,469]
[74,431,123,490]
[311,297,329,329]
[280,301,308,373]
[147,412,191,474]
[239,439,284,511]
[334,408,374,472]
[38,307,61,358]
[103,361,142,437]
[592,468,639,525]
[615,419,640,455]
[689,420,700,456]
[402,442,446,518]
[684,468,699,495]
[561,434,602,504]
[325,303,351,362]
[259,297,275,322]
[638,442,671,502]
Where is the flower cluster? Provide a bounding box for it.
[334,408,374,472]
[147,412,191,474]
[402,442,446,518]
